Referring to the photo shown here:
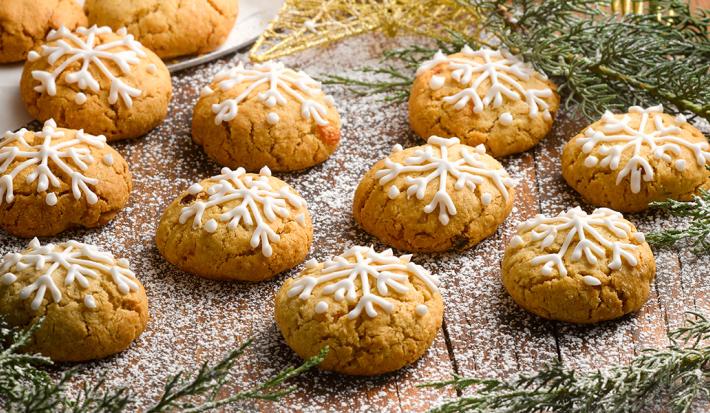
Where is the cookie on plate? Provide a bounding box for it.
[85,0,238,59]
[0,119,132,237]
[20,25,172,141]
[156,166,312,281]
[275,246,443,376]
[192,62,341,172]
[409,46,559,158]
[502,207,655,324]
[562,105,710,212]
[0,0,87,63]
[353,136,516,252]
[0,238,148,361]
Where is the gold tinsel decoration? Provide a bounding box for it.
[249,0,481,62]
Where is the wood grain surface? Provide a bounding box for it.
[3,32,708,412]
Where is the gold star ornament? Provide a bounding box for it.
[249,0,481,62]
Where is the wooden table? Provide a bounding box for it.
[7,33,707,411]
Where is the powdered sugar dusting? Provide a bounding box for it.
[0,33,706,411]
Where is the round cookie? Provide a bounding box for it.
[562,105,710,212]
[0,119,132,237]
[0,0,87,63]
[353,136,516,252]
[0,238,149,361]
[85,0,238,59]
[502,207,655,324]
[275,246,443,376]
[192,62,341,172]
[156,166,313,281]
[409,46,560,158]
[20,25,172,141]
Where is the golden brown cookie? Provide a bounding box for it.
[192,62,341,172]
[275,246,443,376]
[0,238,148,361]
[409,46,560,158]
[353,136,516,252]
[85,0,238,59]
[562,105,710,212]
[156,166,313,281]
[0,0,87,63]
[0,119,132,237]
[20,25,172,141]
[502,207,655,324]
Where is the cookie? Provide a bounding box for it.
[0,238,148,361]
[156,166,312,281]
[0,119,131,237]
[0,0,87,63]
[20,25,172,141]
[562,105,710,212]
[275,246,443,376]
[409,46,560,158]
[85,0,238,59]
[353,136,516,252]
[192,62,341,172]
[502,207,655,324]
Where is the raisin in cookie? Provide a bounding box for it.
[20,25,172,141]
[85,0,238,59]
[156,166,312,281]
[192,62,341,172]
[0,238,148,361]
[502,207,655,324]
[275,246,443,376]
[0,119,131,237]
[562,105,710,212]
[0,0,87,63]
[353,136,516,252]
[409,46,559,158]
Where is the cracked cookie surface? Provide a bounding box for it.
[0,0,86,63]
[0,238,148,362]
[275,246,444,376]
[85,0,238,59]
[502,207,655,324]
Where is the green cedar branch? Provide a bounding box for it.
[647,189,710,253]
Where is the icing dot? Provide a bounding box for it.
[543,111,552,121]
[305,258,318,269]
[117,258,130,267]
[204,219,218,233]
[391,144,403,153]
[102,153,114,166]
[387,186,400,199]
[304,20,318,33]
[674,159,686,171]
[84,295,97,309]
[481,193,492,205]
[259,166,272,176]
[634,232,646,243]
[187,183,203,195]
[267,112,280,124]
[429,75,445,90]
[315,301,328,313]
[325,95,335,105]
[295,213,306,225]
[265,96,277,107]
[116,27,128,36]
[45,192,58,206]
[1,273,17,285]
[584,156,599,167]
[509,235,524,248]
[27,51,40,61]
[201,86,214,97]
[582,275,602,286]
[74,92,87,105]
[499,112,513,125]
[675,114,687,124]
[415,304,428,316]
[146,64,157,74]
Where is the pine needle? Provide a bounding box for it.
[647,189,710,253]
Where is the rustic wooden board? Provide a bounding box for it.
[2,33,707,412]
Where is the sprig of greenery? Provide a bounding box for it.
[647,189,710,253]
[423,312,710,413]
[0,317,326,412]
[324,0,710,120]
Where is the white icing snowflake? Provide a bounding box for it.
[417,46,553,121]
[376,136,515,225]
[0,119,108,206]
[0,238,138,310]
[287,246,439,319]
[179,166,307,257]
[576,105,710,193]
[510,207,644,279]
[204,61,334,126]
[29,25,145,108]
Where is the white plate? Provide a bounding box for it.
[0,0,283,132]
